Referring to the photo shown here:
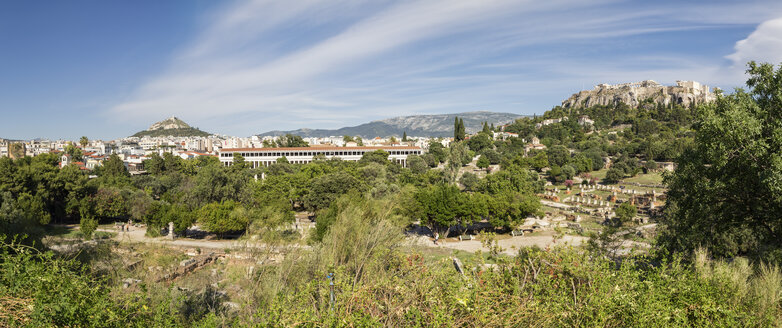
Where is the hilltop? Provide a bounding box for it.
[132,116,212,137]
[562,80,716,109]
[259,111,524,138]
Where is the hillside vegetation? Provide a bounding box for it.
[2,62,782,326]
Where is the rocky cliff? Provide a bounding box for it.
[132,117,212,137]
[561,80,716,109]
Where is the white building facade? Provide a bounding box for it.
[219,146,423,168]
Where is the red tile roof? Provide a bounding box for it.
[220,146,422,153]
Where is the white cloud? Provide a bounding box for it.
[727,17,782,67]
[108,0,781,136]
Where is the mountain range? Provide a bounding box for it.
[258,111,523,138]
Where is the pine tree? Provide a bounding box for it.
[402,131,408,142]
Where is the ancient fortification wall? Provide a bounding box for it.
[561,80,716,109]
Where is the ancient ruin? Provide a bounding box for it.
[561,80,716,109]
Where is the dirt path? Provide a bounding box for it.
[413,234,589,256]
[98,227,304,250]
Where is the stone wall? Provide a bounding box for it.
[562,80,716,109]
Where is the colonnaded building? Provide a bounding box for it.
[218,146,423,168]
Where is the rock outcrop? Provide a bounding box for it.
[561,80,716,109]
[149,116,190,131]
[131,116,212,137]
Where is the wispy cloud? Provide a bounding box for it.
[109,0,782,136]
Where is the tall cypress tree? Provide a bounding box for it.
[402,131,408,142]
[455,118,466,141]
[454,117,460,140]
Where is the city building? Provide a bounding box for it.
[219,146,423,168]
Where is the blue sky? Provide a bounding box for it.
[2,0,782,140]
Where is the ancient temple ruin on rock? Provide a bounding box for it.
[561,80,717,109]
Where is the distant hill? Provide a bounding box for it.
[132,116,212,137]
[259,111,524,138]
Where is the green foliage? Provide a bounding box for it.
[476,155,490,170]
[198,201,247,236]
[660,62,782,263]
[132,127,211,137]
[459,172,480,191]
[275,134,309,147]
[64,143,83,162]
[466,133,492,153]
[426,141,446,163]
[454,117,466,141]
[304,172,363,212]
[359,149,390,165]
[615,202,637,224]
[604,167,624,184]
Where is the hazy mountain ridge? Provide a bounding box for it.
[259,111,524,138]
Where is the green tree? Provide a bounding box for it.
[406,155,428,175]
[604,167,624,184]
[459,172,480,191]
[614,202,637,225]
[428,141,447,163]
[102,153,129,177]
[79,136,89,147]
[303,172,362,212]
[402,131,408,142]
[276,134,309,147]
[198,201,247,237]
[143,153,165,175]
[660,62,782,263]
[476,155,490,171]
[359,150,390,165]
[79,198,98,240]
[531,152,549,171]
[64,143,83,162]
[546,145,570,167]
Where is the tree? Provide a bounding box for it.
[614,202,637,225]
[276,134,309,147]
[459,172,480,191]
[546,145,570,167]
[343,135,355,143]
[589,201,635,258]
[79,198,98,240]
[466,133,492,153]
[659,62,782,263]
[64,143,83,162]
[644,160,658,173]
[402,131,408,142]
[454,117,466,141]
[428,141,447,163]
[415,184,464,237]
[531,152,549,171]
[359,150,390,165]
[102,153,129,177]
[79,136,89,147]
[604,167,624,184]
[144,153,165,175]
[407,155,428,174]
[476,155,490,171]
[198,201,248,237]
[303,172,362,212]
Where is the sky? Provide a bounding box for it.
[2,0,782,140]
